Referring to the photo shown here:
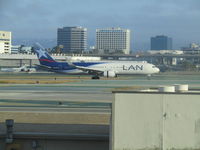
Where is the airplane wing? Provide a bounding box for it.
[71,65,103,75]
[34,64,57,72]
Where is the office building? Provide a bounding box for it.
[151,35,172,50]
[20,46,34,54]
[57,27,87,53]
[11,45,21,54]
[0,31,12,54]
[10,45,34,54]
[96,28,131,54]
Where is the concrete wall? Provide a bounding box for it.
[0,112,110,150]
[112,92,200,150]
[0,139,108,150]
[0,59,39,67]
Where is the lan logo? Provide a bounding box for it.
[123,65,143,70]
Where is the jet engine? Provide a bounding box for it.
[103,71,116,77]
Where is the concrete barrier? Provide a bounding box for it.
[112,91,200,150]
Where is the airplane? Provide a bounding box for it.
[34,45,160,79]
[0,65,36,73]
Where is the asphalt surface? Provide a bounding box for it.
[1,72,200,108]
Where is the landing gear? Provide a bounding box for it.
[91,76,100,80]
[147,74,151,80]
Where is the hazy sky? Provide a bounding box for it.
[1,0,200,50]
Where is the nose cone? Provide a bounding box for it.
[155,67,160,73]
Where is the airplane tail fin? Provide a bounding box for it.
[33,43,57,67]
[19,65,28,69]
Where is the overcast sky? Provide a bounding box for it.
[1,0,200,50]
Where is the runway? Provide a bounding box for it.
[0,72,200,146]
[1,72,200,107]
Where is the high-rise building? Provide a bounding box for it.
[57,27,87,53]
[151,35,172,50]
[0,31,12,54]
[96,28,131,54]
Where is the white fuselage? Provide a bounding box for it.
[0,68,24,72]
[75,61,160,75]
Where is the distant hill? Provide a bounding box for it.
[13,38,56,49]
